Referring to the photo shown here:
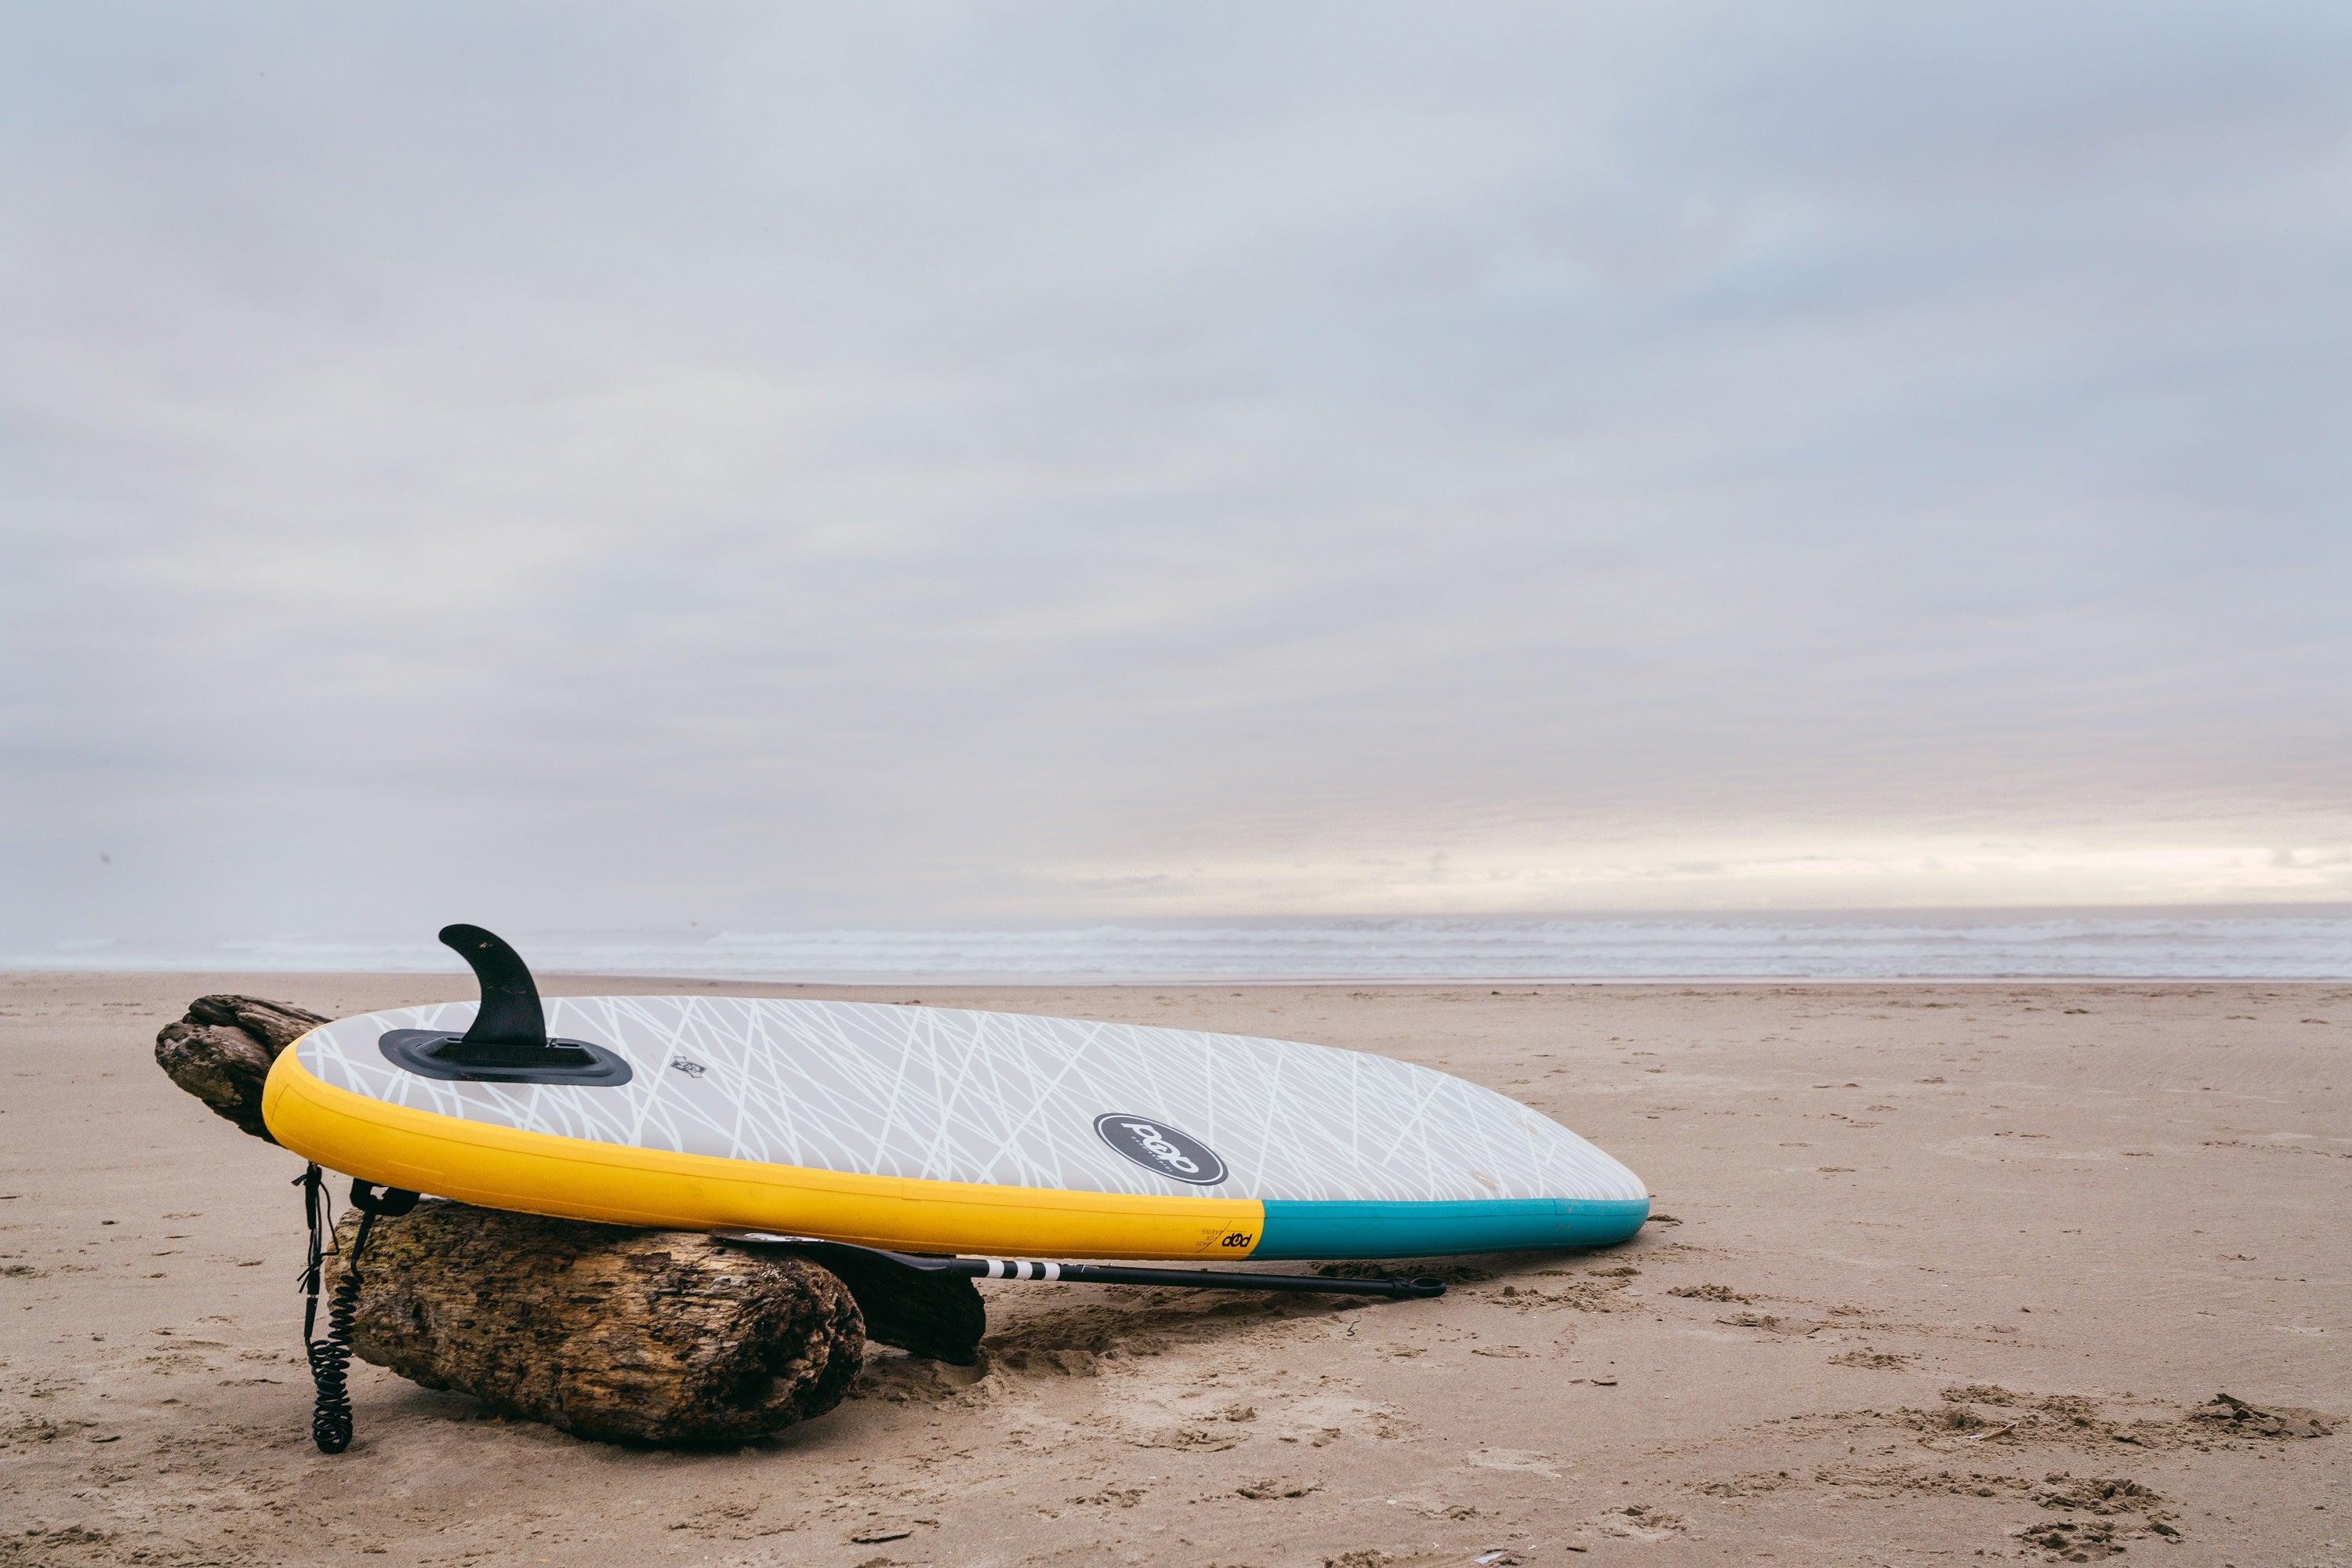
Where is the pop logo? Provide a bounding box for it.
[1123,1121,1198,1174]
[1093,1112,1229,1186]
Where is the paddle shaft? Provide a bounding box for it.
[960,1255,1444,1298]
[718,1232,1446,1301]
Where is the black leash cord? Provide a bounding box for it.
[306,1210,371,1453]
[296,1167,416,1454]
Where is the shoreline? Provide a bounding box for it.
[6,967,2349,989]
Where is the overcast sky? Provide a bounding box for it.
[4,3,2350,947]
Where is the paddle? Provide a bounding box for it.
[717,1231,1446,1300]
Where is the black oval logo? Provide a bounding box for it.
[1093,1112,1228,1186]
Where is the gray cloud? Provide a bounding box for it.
[4,2,2349,946]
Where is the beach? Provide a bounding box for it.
[4,971,2345,1566]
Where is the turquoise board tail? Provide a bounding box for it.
[1251,1195,1650,1259]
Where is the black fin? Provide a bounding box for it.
[440,924,552,1066]
[376,925,633,1087]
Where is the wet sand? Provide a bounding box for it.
[3,972,2346,1566]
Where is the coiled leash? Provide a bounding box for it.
[296,1164,417,1454]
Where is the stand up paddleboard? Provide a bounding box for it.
[263,926,1650,1265]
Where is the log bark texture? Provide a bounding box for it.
[331,1200,865,1444]
[154,993,326,1142]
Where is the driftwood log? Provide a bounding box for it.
[328,1201,862,1443]
[156,994,986,1443]
[154,993,328,1141]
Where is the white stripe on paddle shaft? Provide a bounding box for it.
[980,1258,1062,1281]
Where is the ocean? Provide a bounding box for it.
[14,908,2347,981]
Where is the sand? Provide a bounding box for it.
[3,972,2346,1567]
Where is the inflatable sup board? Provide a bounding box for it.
[264,927,1649,1261]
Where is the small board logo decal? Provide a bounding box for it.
[1093,1112,1229,1186]
[669,1057,706,1078]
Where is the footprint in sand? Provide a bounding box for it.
[1585,1503,1686,1541]
[1465,1446,1564,1478]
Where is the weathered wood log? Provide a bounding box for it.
[154,993,326,1142]
[330,1200,863,1444]
[154,994,990,1443]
